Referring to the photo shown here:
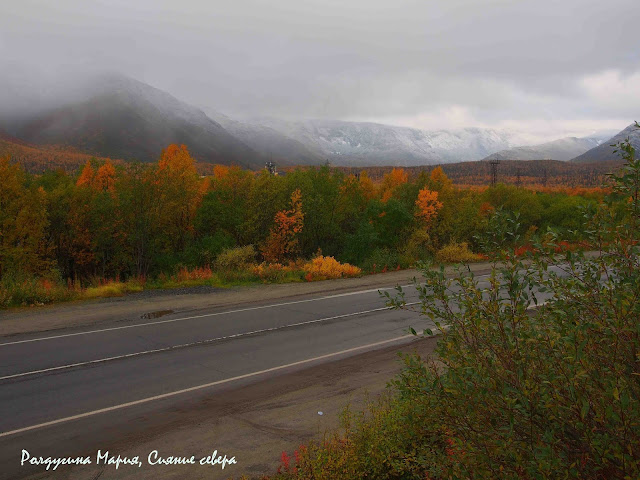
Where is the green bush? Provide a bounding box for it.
[401,229,434,263]
[360,247,410,273]
[0,273,74,307]
[434,241,483,263]
[215,245,256,272]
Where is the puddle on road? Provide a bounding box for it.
[140,309,174,319]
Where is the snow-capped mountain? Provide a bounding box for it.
[482,134,615,161]
[210,111,323,165]
[230,117,536,166]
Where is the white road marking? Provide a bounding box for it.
[0,334,417,438]
[0,285,416,346]
[0,302,420,381]
[0,273,492,347]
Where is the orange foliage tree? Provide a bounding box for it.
[94,160,116,193]
[76,161,95,187]
[261,189,304,263]
[358,171,377,201]
[429,166,453,194]
[76,159,116,193]
[155,144,203,251]
[415,188,443,225]
[380,168,409,202]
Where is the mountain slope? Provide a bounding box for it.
[571,124,640,163]
[211,112,323,165]
[0,130,118,173]
[11,74,263,168]
[243,117,535,166]
[482,135,611,161]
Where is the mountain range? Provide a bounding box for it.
[0,72,635,169]
[221,117,539,166]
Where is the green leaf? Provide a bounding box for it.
[580,400,589,420]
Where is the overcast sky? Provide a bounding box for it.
[1,0,638,140]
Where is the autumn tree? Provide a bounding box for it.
[155,144,203,255]
[337,173,369,234]
[429,166,453,194]
[67,159,123,278]
[358,171,377,201]
[243,170,289,245]
[415,187,442,225]
[93,160,116,193]
[116,163,160,276]
[0,157,51,279]
[380,167,409,202]
[261,189,304,263]
[76,161,95,188]
[286,166,343,256]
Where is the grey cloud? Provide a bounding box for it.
[0,0,638,137]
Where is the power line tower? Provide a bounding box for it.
[489,159,500,186]
[265,161,277,175]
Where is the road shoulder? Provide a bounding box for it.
[0,263,494,338]
[14,336,438,480]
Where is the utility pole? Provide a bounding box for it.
[516,168,522,187]
[542,167,548,187]
[489,159,500,186]
[265,161,277,175]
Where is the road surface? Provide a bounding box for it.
[0,263,561,478]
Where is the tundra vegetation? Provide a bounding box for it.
[0,142,612,308]
[257,124,640,479]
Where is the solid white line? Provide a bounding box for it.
[0,334,416,438]
[0,285,417,347]
[0,302,420,381]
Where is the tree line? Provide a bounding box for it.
[0,144,604,288]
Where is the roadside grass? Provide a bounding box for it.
[1,239,587,309]
[0,256,364,308]
[0,243,587,309]
[0,243,588,309]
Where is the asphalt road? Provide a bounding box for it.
[0,265,562,479]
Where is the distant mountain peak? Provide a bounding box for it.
[481,135,612,162]
[571,124,640,163]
